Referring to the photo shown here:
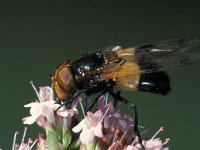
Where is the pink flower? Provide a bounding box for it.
[98,95,117,115]
[125,138,168,150]
[126,145,142,150]
[56,97,78,118]
[56,97,79,130]
[145,139,163,150]
[12,127,37,150]
[23,100,58,126]
[142,127,170,150]
[37,134,48,150]
[17,143,31,150]
[72,110,104,144]
[22,82,60,127]
[20,81,171,150]
[98,95,133,131]
[38,86,54,101]
[124,137,142,150]
[124,138,169,150]
[143,138,170,150]
[104,112,133,131]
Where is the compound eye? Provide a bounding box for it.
[58,66,73,86]
[53,62,76,101]
[56,65,75,92]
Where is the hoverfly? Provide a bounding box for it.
[53,38,200,101]
[52,38,200,144]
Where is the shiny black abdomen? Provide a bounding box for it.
[72,51,107,95]
[138,72,171,95]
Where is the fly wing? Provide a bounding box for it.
[100,38,200,80]
[134,38,200,73]
[135,38,199,53]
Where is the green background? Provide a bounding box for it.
[0,1,200,149]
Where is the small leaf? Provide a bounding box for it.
[68,138,81,150]
[95,140,105,150]
[62,129,72,148]
[86,143,96,150]
[46,130,65,150]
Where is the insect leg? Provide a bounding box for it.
[109,89,143,148]
[86,85,113,113]
[82,94,89,112]
[56,91,84,111]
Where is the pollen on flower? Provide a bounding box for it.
[160,126,164,132]
[163,138,170,146]
[150,126,164,140]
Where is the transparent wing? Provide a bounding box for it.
[101,38,200,80]
[135,38,199,53]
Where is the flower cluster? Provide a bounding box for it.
[20,81,170,150]
[12,127,37,150]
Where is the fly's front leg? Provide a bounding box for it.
[82,94,89,112]
[56,91,84,111]
[86,85,113,113]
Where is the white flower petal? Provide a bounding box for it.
[44,100,55,106]
[23,84,57,128]
[79,128,94,144]
[18,143,31,150]
[93,124,103,138]
[42,105,55,124]
[126,145,141,150]
[145,139,163,150]
[24,102,38,108]
[22,115,38,125]
[52,103,60,111]
[72,110,104,145]
[57,106,78,117]
[57,108,70,117]
[72,119,87,133]
[29,103,43,115]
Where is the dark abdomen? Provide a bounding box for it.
[138,72,171,95]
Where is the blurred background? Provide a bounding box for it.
[0,0,200,149]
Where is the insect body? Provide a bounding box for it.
[53,38,200,147]
[53,38,200,101]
